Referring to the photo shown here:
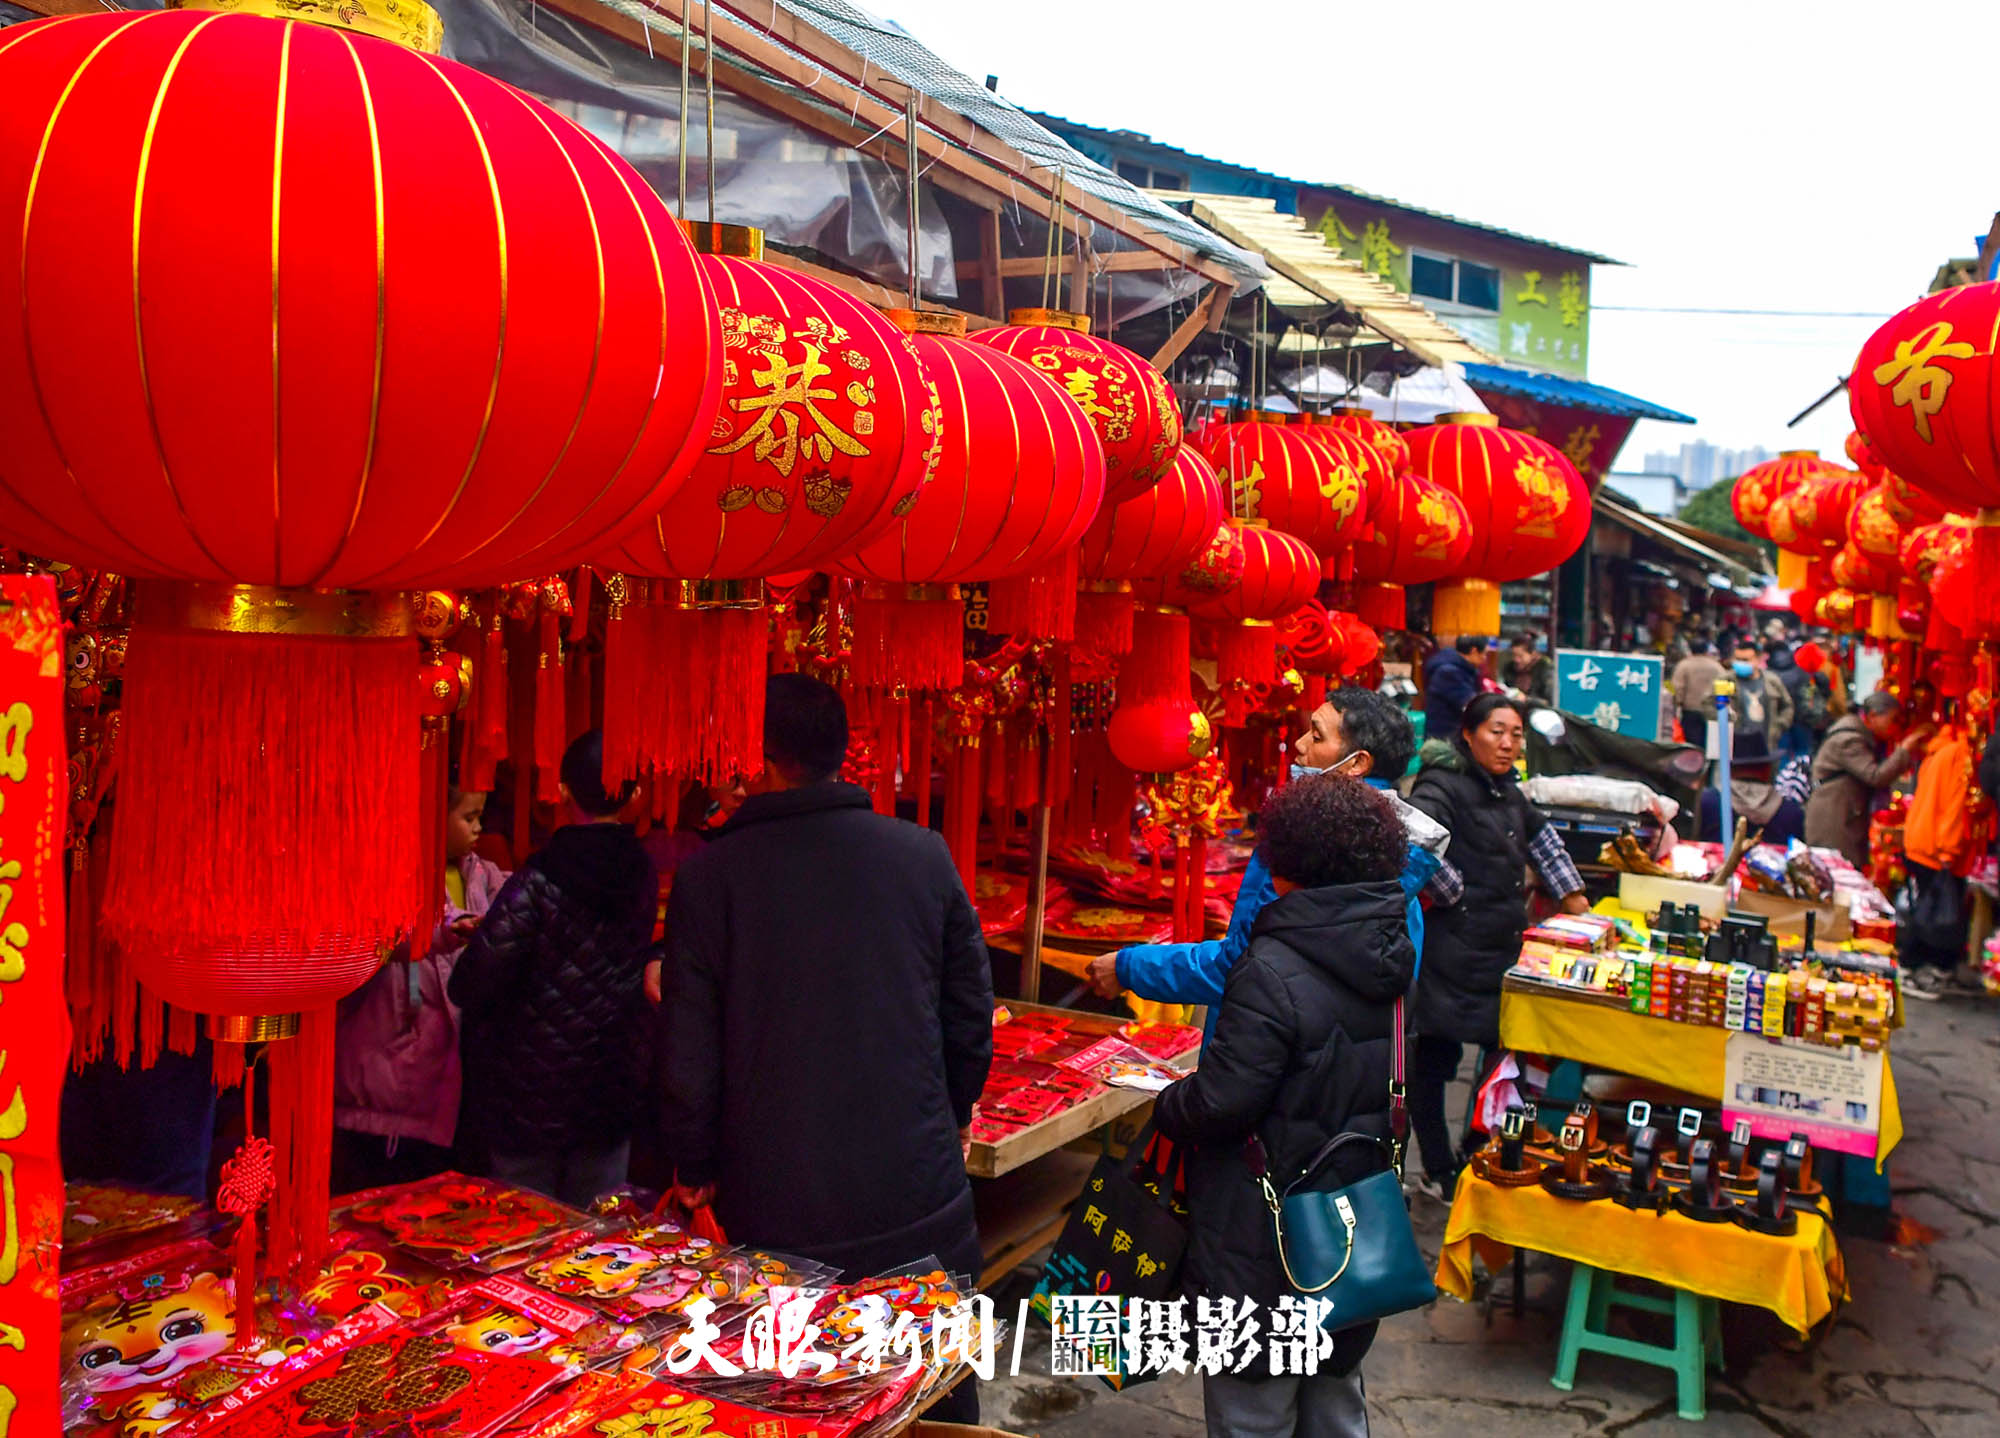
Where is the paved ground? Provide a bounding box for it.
[973,987,2000,1435]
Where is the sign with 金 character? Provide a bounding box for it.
[1554,648,1663,741]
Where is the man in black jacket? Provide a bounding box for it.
[658,673,994,1286]
[450,730,658,1207]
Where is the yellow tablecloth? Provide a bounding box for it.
[1436,1170,1847,1336]
[1498,987,1902,1166]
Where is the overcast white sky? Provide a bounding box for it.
[881,0,1997,471]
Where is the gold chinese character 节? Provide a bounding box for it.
[710,343,870,478]
[1873,320,1976,442]
[1557,272,1586,328]
[1317,464,1360,526]
[1514,270,1548,307]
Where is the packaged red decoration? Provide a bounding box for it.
[335,1173,591,1272]
[63,1184,211,1266]
[425,1275,654,1373]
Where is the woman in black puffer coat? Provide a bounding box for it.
[1155,776,1414,1438]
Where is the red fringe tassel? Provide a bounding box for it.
[263,1005,337,1281]
[534,612,566,802]
[1124,607,1192,707]
[852,590,964,691]
[1075,588,1135,658]
[987,551,1080,641]
[1354,583,1406,632]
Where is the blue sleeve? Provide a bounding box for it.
[1115,851,1273,1008]
[1432,661,1479,713]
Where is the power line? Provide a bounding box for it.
[1593,305,1890,317]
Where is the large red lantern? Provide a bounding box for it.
[1291,417,1394,558]
[0,9,724,1023]
[1404,414,1587,635]
[1731,451,1838,545]
[593,234,940,783]
[1348,471,1473,630]
[965,308,1181,504]
[840,312,1104,688]
[605,243,938,579]
[1196,414,1360,559]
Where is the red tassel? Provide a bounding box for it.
[1938,517,2000,642]
[463,607,508,794]
[567,645,595,746]
[912,698,935,828]
[1217,621,1278,690]
[534,612,565,803]
[603,596,767,787]
[412,723,449,962]
[987,550,1080,641]
[600,591,645,789]
[852,587,964,691]
[1124,607,1192,707]
[1354,582,1406,632]
[104,622,422,1014]
[945,742,981,894]
[216,1070,274,1352]
[568,567,594,644]
[1050,659,1074,806]
[1075,587,1135,658]
[263,1005,337,1281]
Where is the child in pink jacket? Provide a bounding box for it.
[333,789,507,1192]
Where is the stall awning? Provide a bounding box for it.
[1595,492,1761,583]
[1176,194,1493,368]
[1462,363,1695,424]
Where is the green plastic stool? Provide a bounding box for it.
[1550,1263,1722,1420]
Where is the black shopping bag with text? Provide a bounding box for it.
[1030,1121,1187,1389]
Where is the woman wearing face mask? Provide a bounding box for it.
[1403,694,1589,1202]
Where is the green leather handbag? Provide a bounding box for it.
[1248,998,1437,1329]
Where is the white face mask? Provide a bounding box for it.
[1289,752,1367,785]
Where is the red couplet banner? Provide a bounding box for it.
[0,574,68,1433]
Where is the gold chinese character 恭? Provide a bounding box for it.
[710,343,871,478]
[1873,320,1976,442]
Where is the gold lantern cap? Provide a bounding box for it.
[1006,307,1091,334]
[685,222,766,259]
[1779,449,1820,460]
[1437,411,1500,428]
[169,0,443,52]
[884,309,969,338]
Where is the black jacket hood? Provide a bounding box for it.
[532,820,656,906]
[1251,880,1414,1003]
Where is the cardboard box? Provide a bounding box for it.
[1617,872,1729,922]
[1729,890,1852,942]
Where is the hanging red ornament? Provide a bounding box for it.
[1731,450,1840,546]
[1106,699,1214,775]
[1795,641,1827,673]
[1405,413,1591,636]
[1186,524,1321,715]
[963,308,1181,504]
[1079,445,1226,659]
[839,311,1104,687]
[1338,613,1382,674]
[1277,600,1341,676]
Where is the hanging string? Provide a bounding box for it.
[676,1,692,219]
[1040,167,1066,311]
[904,91,920,310]
[703,0,718,224]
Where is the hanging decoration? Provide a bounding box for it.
[964,309,1182,504]
[1404,413,1591,636]
[1078,445,1226,662]
[1184,524,1321,724]
[1195,412,1360,559]
[1730,451,1841,547]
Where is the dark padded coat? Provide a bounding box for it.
[657,782,994,1277]
[449,821,659,1155]
[1153,880,1414,1378]
[1406,746,1545,1047]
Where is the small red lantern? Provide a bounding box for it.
[1846,429,1886,480]
[965,309,1182,504]
[1795,641,1827,673]
[1107,699,1214,775]
[1196,414,1351,557]
[1404,413,1588,635]
[1186,523,1321,712]
[1079,445,1225,657]
[1848,483,1908,560]
[1348,471,1473,630]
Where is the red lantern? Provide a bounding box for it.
[1883,471,1947,526]
[1846,429,1886,480]
[839,312,1104,687]
[1849,282,2000,515]
[1348,471,1473,630]
[1106,699,1214,775]
[0,10,723,1017]
[1795,641,1827,673]
[1187,523,1321,707]
[964,309,1181,504]
[1291,419,1394,561]
[604,245,939,579]
[1404,414,1588,635]
[1196,414,1362,558]
[1319,406,1410,477]
[1731,451,1838,544]
[1079,445,1225,657]
[0,12,720,589]
[1767,471,1863,556]
[1848,483,1908,561]
[1830,544,1895,596]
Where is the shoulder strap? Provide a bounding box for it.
[1245,993,1409,1183]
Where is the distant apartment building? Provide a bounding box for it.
[1641,441,1773,491]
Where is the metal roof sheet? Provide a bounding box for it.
[1178,193,1493,369]
[1315,184,1622,265]
[1461,363,1696,424]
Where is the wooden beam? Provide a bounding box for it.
[956,248,1187,281]
[759,249,998,329]
[537,0,1238,284]
[977,208,1004,321]
[1150,282,1234,370]
[7,0,103,13]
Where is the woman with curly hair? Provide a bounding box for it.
[1155,777,1416,1437]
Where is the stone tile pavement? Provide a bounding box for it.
[971,992,2000,1435]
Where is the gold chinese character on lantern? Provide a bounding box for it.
[1873,320,1976,442]
[1558,271,1586,328]
[711,339,872,478]
[1231,458,1265,519]
[1514,456,1569,538]
[1514,270,1548,307]
[1318,463,1360,526]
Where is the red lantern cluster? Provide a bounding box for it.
[1731,451,1840,544]
[1194,414,1365,559]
